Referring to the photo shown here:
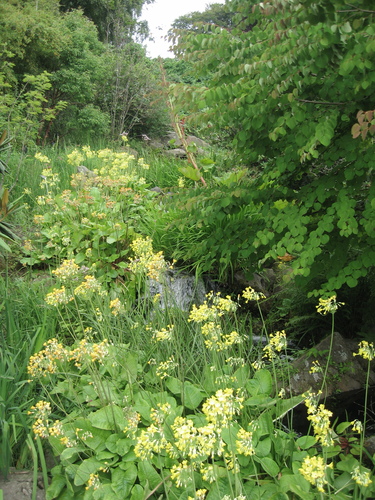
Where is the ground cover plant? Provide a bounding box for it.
[0,142,373,499]
[1,0,375,498]
[25,267,375,499]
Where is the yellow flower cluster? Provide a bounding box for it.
[123,409,141,438]
[135,388,247,490]
[353,340,374,361]
[263,330,287,360]
[351,465,372,487]
[52,259,80,280]
[28,400,63,440]
[304,391,334,446]
[28,338,109,379]
[151,324,174,342]
[67,149,86,166]
[40,168,60,192]
[69,339,109,368]
[74,275,107,298]
[129,237,170,281]
[236,427,255,456]
[242,286,266,302]
[299,455,331,492]
[170,460,193,487]
[85,473,100,491]
[202,388,244,429]
[155,356,178,379]
[109,298,125,316]
[189,293,242,352]
[35,152,51,164]
[134,423,168,460]
[45,286,74,306]
[316,295,344,315]
[188,489,207,500]
[27,338,69,379]
[309,360,322,375]
[351,419,363,433]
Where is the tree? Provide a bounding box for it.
[170,2,235,33]
[170,0,375,296]
[98,43,169,138]
[59,0,154,45]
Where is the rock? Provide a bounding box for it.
[77,165,96,177]
[147,270,206,311]
[149,140,165,150]
[287,332,375,398]
[164,148,187,158]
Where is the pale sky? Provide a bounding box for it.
[140,0,226,58]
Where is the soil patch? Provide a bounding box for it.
[0,470,45,500]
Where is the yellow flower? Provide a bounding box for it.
[109,298,125,316]
[263,330,287,360]
[35,152,50,163]
[236,427,255,456]
[242,286,266,302]
[27,338,69,379]
[303,391,334,446]
[52,259,80,281]
[45,286,74,306]
[202,388,243,428]
[299,455,331,492]
[351,419,363,433]
[85,473,100,491]
[155,356,178,380]
[309,360,322,374]
[316,295,344,315]
[171,460,194,488]
[152,324,174,342]
[188,489,207,500]
[353,340,374,361]
[351,465,372,487]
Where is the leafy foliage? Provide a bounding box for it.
[171,0,375,296]
[59,0,153,45]
[0,1,165,144]
[24,278,375,499]
[20,146,156,283]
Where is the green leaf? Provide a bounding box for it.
[130,485,144,500]
[183,381,204,410]
[137,461,162,490]
[256,456,279,477]
[74,457,103,486]
[165,376,182,395]
[88,405,127,431]
[295,435,316,450]
[254,369,273,396]
[111,465,137,497]
[178,165,202,181]
[46,474,66,500]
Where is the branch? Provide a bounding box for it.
[295,99,348,106]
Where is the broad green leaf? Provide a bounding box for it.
[137,461,162,490]
[183,381,204,410]
[178,165,202,181]
[130,485,144,500]
[254,369,273,396]
[111,465,137,497]
[257,456,279,477]
[88,405,126,431]
[295,435,316,450]
[74,457,103,486]
[46,474,66,500]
